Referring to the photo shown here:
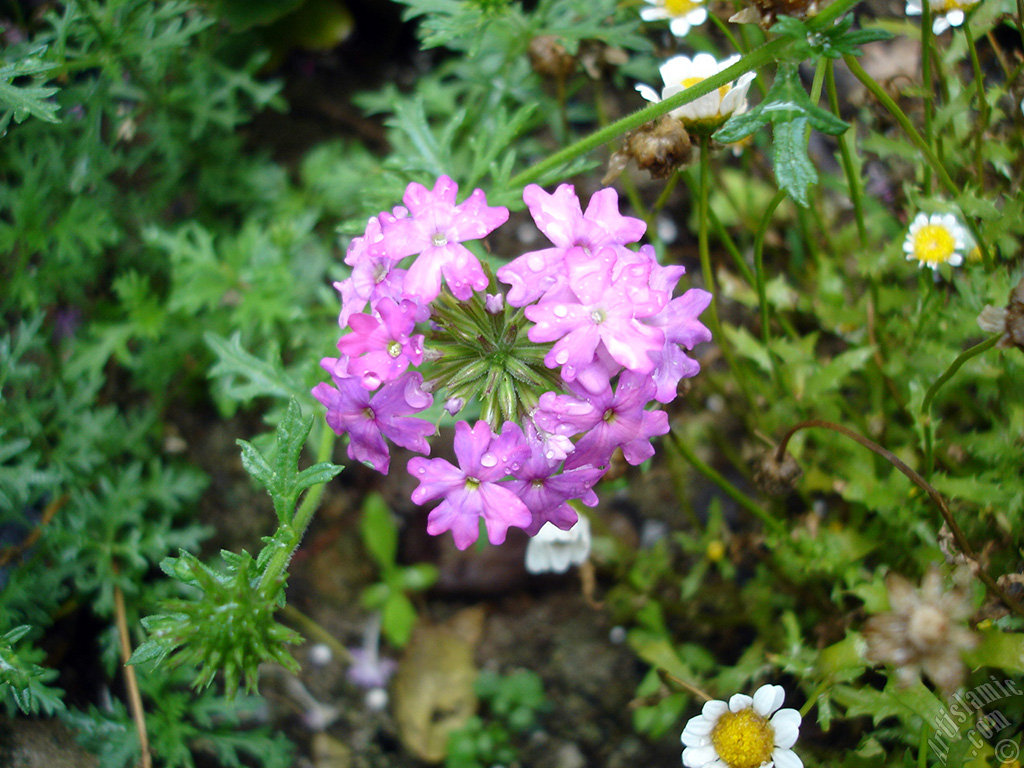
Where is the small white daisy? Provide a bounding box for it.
[640,0,709,38]
[905,0,979,34]
[636,53,756,131]
[681,684,803,768]
[902,212,969,270]
[525,517,591,574]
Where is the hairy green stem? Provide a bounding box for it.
[258,424,337,594]
[774,419,1024,618]
[507,0,864,190]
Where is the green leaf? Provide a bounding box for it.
[382,592,418,648]
[235,398,342,524]
[715,63,848,206]
[360,492,399,570]
[773,118,817,208]
[0,49,61,134]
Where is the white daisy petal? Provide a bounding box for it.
[773,747,804,768]
[753,684,785,716]
[770,708,802,748]
[728,693,753,712]
[683,744,721,766]
[682,715,716,738]
[701,699,729,720]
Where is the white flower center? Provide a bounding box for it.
[431,232,448,247]
[908,604,948,648]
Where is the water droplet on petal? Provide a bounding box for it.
[481,452,498,468]
[527,254,545,272]
[418,467,426,474]
[555,349,569,365]
[553,305,567,318]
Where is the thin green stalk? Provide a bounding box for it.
[825,60,867,246]
[921,0,935,193]
[671,431,782,532]
[920,334,1000,477]
[754,189,788,385]
[800,680,830,718]
[259,424,337,593]
[963,19,988,183]
[842,54,993,268]
[506,0,864,190]
[696,135,758,411]
[679,170,758,288]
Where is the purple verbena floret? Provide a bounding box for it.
[407,421,532,549]
[312,368,434,474]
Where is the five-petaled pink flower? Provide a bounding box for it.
[336,298,425,390]
[408,421,532,549]
[378,176,509,302]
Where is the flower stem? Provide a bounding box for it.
[825,60,866,247]
[258,423,337,594]
[841,53,992,269]
[920,0,935,193]
[920,334,1001,477]
[962,19,988,183]
[671,430,782,533]
[114,580,152,768]
[755,189,787,386]
[507,0,864,190]
[774,419,1024,618]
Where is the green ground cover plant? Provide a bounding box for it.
[1,0,1023,765]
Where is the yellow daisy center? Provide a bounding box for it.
[664,0,700,14]
[912,223,956,265]
[680,76,730,101]
[710,708,776,768]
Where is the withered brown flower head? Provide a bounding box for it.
[527,35,576,80]
[863,565,979,694]
[754,448,803,496]
[977,274,1024,353]
[603,115,692,184]
[729,0,820,29]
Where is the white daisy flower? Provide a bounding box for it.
[681,684,803,768]
[636,53,756,131]
[640,0,709,38]
[905,0,979,34]
[525,517,591,574]
[902,212,969,270]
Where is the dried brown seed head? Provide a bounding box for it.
[527,35,576,79]
[603,116,693,184]
[754,448,803,496]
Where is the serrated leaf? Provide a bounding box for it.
[774,118,817,207]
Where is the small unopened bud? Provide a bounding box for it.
[754,448,803,496]
[528,35,575,79]
[485,293,504,314]
[444,397,465,416]
[603,116,692,184]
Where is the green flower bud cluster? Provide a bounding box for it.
[131,550,302,698]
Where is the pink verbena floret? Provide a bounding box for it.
[377,175,509,302]
[534,372,670,470]
[312,368,435,474]
[407,421,532,549]
[497,183,647,307]
[336,298,425,390]
[524,245,667,381]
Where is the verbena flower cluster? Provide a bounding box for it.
[314,177,712,550]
